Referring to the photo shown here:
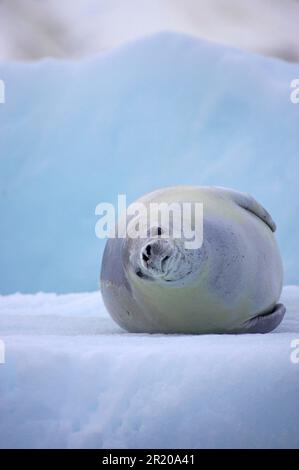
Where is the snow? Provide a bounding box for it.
[0,286,298,449]
[0,32,299,295]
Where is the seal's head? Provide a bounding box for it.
[124,226,203,285]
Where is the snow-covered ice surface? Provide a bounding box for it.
[0,286,298,449]
[0,32,299,295]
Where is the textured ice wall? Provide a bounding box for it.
[0,32,298,293]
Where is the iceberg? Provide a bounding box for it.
[0,32,298,294]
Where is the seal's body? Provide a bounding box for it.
[101,186,285,334]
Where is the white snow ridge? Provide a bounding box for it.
[0,286,298,449]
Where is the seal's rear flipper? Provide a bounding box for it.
[244,303,286,333]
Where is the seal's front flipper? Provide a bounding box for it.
[244,303,286,333]
[215,187,276,232]
[234,192,276,232]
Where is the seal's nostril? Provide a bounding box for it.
[142,253,149,262]
[161,255,170,272]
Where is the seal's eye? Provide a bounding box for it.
[147,226,163,237]
[151,226,163,236]
[145,245,151,256]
